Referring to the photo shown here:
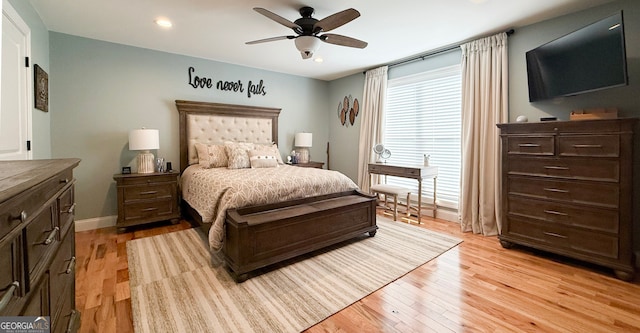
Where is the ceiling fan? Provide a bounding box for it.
[246,6,368,59]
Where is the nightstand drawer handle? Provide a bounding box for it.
[141,207,158,212]
[66,256,76,274]
[44,227,60,245]
[573,144,602,148]
[518,143,540,147]
[67,203,77,214]
[0,281,19,311]
[139,191,158,195]
[66,309,78,333]
[544,166,569,170]
[543,232,567,239]
[543,188,569,193]
[544,210,568,216]
[60,178,69,184]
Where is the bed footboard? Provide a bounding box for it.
[223,190,377,282]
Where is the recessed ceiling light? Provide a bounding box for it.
[155,18,173,28]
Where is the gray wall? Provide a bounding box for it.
[49,33,329,220]
[327,73,364,181]
[509,0,640,121]
[7,0,51,158]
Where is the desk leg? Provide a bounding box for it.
[417,180,422,223]
[433,177,437,219]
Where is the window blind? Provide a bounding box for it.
[384,64,461,210]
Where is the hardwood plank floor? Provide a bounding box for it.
[75,214,640,332]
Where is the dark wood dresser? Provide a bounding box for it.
[497,119,636,281]
[0,159,80,331]
[113,171,180,232]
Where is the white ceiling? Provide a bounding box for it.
[28,0,615,81]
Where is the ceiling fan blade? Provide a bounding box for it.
[321,34,368,49]
[253,7,301,31]
[246,36,295,45]
[314,8,360,33]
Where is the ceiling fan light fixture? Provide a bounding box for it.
[295,36,321,59]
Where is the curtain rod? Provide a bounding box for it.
[365,29,515,73]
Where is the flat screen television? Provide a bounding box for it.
[526,12,628,102]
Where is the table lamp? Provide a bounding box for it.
[294,132,312,164]
[129,128,159,173]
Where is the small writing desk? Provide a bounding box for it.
[368,163,438,222]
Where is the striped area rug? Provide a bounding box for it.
[127,217,461,333]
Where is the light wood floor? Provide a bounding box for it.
[75,213,640,332]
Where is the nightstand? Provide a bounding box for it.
[113,171,180,232]
[291,161,324,169]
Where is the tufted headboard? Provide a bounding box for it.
[175,100,281,173]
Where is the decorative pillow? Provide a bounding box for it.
[194,143,228,168]
[225,142,255,169]
[248,150,279,168]
[254,143,285,164]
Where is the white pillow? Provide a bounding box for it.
[248,150,279,168]
[225,142,255,169]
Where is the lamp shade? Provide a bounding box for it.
[129,128,159,151]
[295,133,313,148]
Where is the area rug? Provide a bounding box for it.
[127,217,461,333]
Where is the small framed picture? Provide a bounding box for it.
[34,64,49,112]
[122,166,132,174]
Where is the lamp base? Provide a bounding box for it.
[298,148,310,164]
[137,151,155,173]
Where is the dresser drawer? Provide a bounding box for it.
[0,237,23,316]
[0,171,70,241]
[506,135,554,155]
[558,135,619,157]
[25,204,59,279]
[508,196,618,233]
[50,228,75,318]
[123,198,176,221]
[506,218,619,259]
[119,173,177,186]
[508,176,618,208]
[123,183,173,202]
[20,273,49,317]
[507,157,619,182]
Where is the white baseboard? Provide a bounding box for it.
[74,215,117,232]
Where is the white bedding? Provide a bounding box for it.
[181,164,358,251]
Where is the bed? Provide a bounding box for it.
[175,100,377,281]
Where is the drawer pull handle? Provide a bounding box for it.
[67,203,77,214]
[543,232,567,239]
[66,256,76,274]
[543,188,569,193]
[0,281,19,311]
[544,210,568,217]
[573,144,602,148]
[44,227,60,245]
[544,166,569,170]
[518,143,540,147]
[141,208,158,212]
[66,309,78,333]
[60,178,70,184]
[12,211,27,223]
[140,191,158,195]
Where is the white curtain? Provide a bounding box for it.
[459,32,508,236]
[357,66,388,192]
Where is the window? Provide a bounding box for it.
[384,65,461,210]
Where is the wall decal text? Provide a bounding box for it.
[187,66,267,98]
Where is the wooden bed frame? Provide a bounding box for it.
[175,100,377,282]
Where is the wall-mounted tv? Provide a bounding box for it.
[526,12,627,102]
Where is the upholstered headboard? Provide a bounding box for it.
[175,100,281,173]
